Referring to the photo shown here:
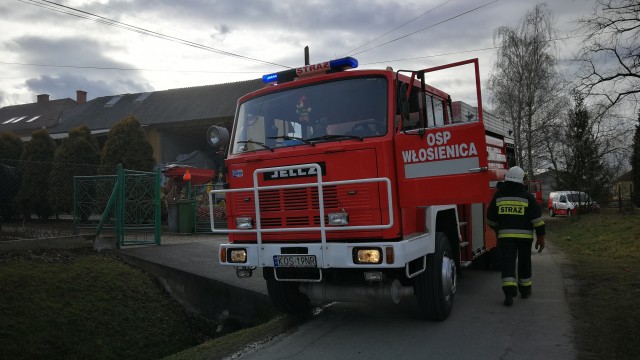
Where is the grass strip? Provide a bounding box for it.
[547,211,640,360]
[0,248,217,360]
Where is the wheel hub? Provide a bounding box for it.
[441,253,457,301]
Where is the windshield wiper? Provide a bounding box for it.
[307,134,363,142]
[237,140,273,151]
[267,135,314,146]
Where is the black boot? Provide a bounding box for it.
[504,292,513,306]
[503,286,517,307]
[520,286,531,299]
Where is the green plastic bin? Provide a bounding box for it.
[177,199,195,233]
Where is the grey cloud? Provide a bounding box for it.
[47,0,494,69]
[10,36,124,67]
[216,24,231,35]
[10,36,152,100]
[112,0,425,41]
[25,73,151,101]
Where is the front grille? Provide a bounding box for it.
[259,190,280,212]
[232,183,376,228]
[284,188,309,210]
[311,186,339,209]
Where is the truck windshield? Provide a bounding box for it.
[231,77,387,154]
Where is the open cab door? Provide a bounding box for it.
[394,59,491,208]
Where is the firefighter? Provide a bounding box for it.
[487,166,546,307]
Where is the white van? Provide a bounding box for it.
[547,191,598,217]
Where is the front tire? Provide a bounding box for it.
[414,232,456,321]
[549,207,555,217]
[264,268,310,314]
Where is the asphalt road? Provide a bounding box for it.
[230,242,575,360]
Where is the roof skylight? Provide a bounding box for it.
[104,95,123,107]
[134,92,151,102]
[2,117,18,124]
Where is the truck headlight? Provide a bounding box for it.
[229,249,247,263]
[236,217,253,229]
[328,212,349,226]
[353,248,382,264]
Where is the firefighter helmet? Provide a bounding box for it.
[505,166,525,184]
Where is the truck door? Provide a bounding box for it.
[394,59,491,207]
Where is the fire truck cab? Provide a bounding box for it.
[208,57,510,320]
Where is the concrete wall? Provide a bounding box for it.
[119,254,276,325]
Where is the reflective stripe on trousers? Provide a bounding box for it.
[498,228,534,239]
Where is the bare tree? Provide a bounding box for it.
[574,0,640,116]
[488,3,565,178]
[633,111,640,206]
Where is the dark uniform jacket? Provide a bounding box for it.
[487,181,545,239]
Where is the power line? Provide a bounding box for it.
[17,0,290,69]
[344,0,452,56]
[2,33,591,75]
[361,33,592,66]
[0,61,263,74]
[350,0,501,57]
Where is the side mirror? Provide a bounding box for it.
[207,126,230,149]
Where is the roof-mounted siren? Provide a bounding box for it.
[262,57,358,84]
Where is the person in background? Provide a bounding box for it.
[487,166,546,307]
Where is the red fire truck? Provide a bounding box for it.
[527,179,544,208]
[207,57,511,320]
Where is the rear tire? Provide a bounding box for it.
[264,268,310,314]
[414,232,456,321]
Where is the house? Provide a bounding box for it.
[0,93,80,138]
[1,80,264,167]
[534,169,560,206]
[612,170,633,201]
[50,79,264,164]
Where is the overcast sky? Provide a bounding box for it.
[1,0,596,108]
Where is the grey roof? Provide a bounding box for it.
[0,98,76,135]
[616,170,632,182]
[50,79,264,134]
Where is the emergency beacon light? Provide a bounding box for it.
[262,57,358,84]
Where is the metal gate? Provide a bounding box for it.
[73,164,161,247]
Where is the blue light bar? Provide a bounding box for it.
[262,57,359,84]
[329,57,358,70]
[262,73,278,83]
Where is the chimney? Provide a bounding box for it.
[76,90,87,104]
[37,94,50,103]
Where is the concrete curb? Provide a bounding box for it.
[118,252,277,326]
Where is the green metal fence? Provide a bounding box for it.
[73,164,161,247]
